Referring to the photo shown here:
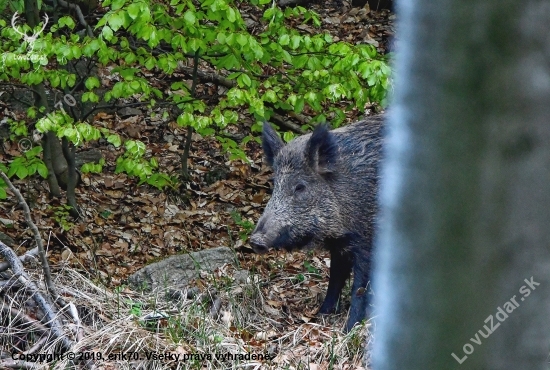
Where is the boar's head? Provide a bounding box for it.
[250,122,344,254]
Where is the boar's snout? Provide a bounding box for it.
[249,235,269,254]
[250,217,270,254]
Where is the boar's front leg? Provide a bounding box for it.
[346,241,373,332]
[318,247,353,314]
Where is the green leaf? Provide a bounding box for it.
[227,7,236,23]
[236,34,247,46]
[184,10,196,24]
[217,33,226,44]
[237,73,252,87]
[50,75,61,88]
[127,3,141,19]
[16,166,29,179]
[37,163,48,178]
[85,76,100,90]
[145,57,156,70]
[111,0,126,10]
[25,146,42,158]
[59,16,76,29]
[102,26,114,40]
[107,134,122,147]
[279,34,290,46]
[294,97,305,113]
[283,131,295,142]
[263,89,277,103]
[108,12,125,31]
[290,35,301,49]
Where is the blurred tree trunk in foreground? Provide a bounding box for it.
[372,0,550,369]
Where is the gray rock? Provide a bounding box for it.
[128,246,236,291]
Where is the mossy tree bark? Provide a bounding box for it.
[372,1,550,369]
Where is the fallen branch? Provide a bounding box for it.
[288,111,311,126]
[0,246,38,273]
[0,241,74,351]
[0,359,37,369]
[179,65,236,89]
[2,305,49,334]
[278,0,308,7]
[23,336,49,355]
[271,113,306,134]
[0,171,63,305]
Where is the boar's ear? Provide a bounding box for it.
[262,122,284,167]
[306,123,337,175]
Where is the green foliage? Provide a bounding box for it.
[7,146,48,180]
[51,205,75,231]
[293,273,305,283]
[127,299,143,316]
[100,209,112,219]
[0,0,391,189]
[0,172,6,199]
[81,158,105,174]
[36,113,174,188]
[216,136,249,162]
[230,210,254,241]
[114,140,178,189]
[303,260,320,274]
[0,0,9,13]
[8,119,28,140]
[36,112,103,146]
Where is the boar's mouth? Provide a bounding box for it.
[250,223,318,254]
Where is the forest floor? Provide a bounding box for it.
[0,1,395,368]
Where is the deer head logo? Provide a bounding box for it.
[11,12,49,52]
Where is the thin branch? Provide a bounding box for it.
[81,101,156,122]
[271,113,306,134]
[129,42,229,59]
[0,82,44,98]
[176,66,307,134]
[0,171,62,305]
[48,0,94,37]
[178,65,236,89]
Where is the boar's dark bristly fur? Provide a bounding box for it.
[250,116,384,332]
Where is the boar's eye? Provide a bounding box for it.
[294,182,306,193]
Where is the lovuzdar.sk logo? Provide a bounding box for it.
[11,12,49,52]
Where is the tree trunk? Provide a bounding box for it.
[23,0,68,197]
[372,1,550,369]
[61,137,80,217]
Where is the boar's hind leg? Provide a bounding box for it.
[346,243,372,332]
[318,247,353,314]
